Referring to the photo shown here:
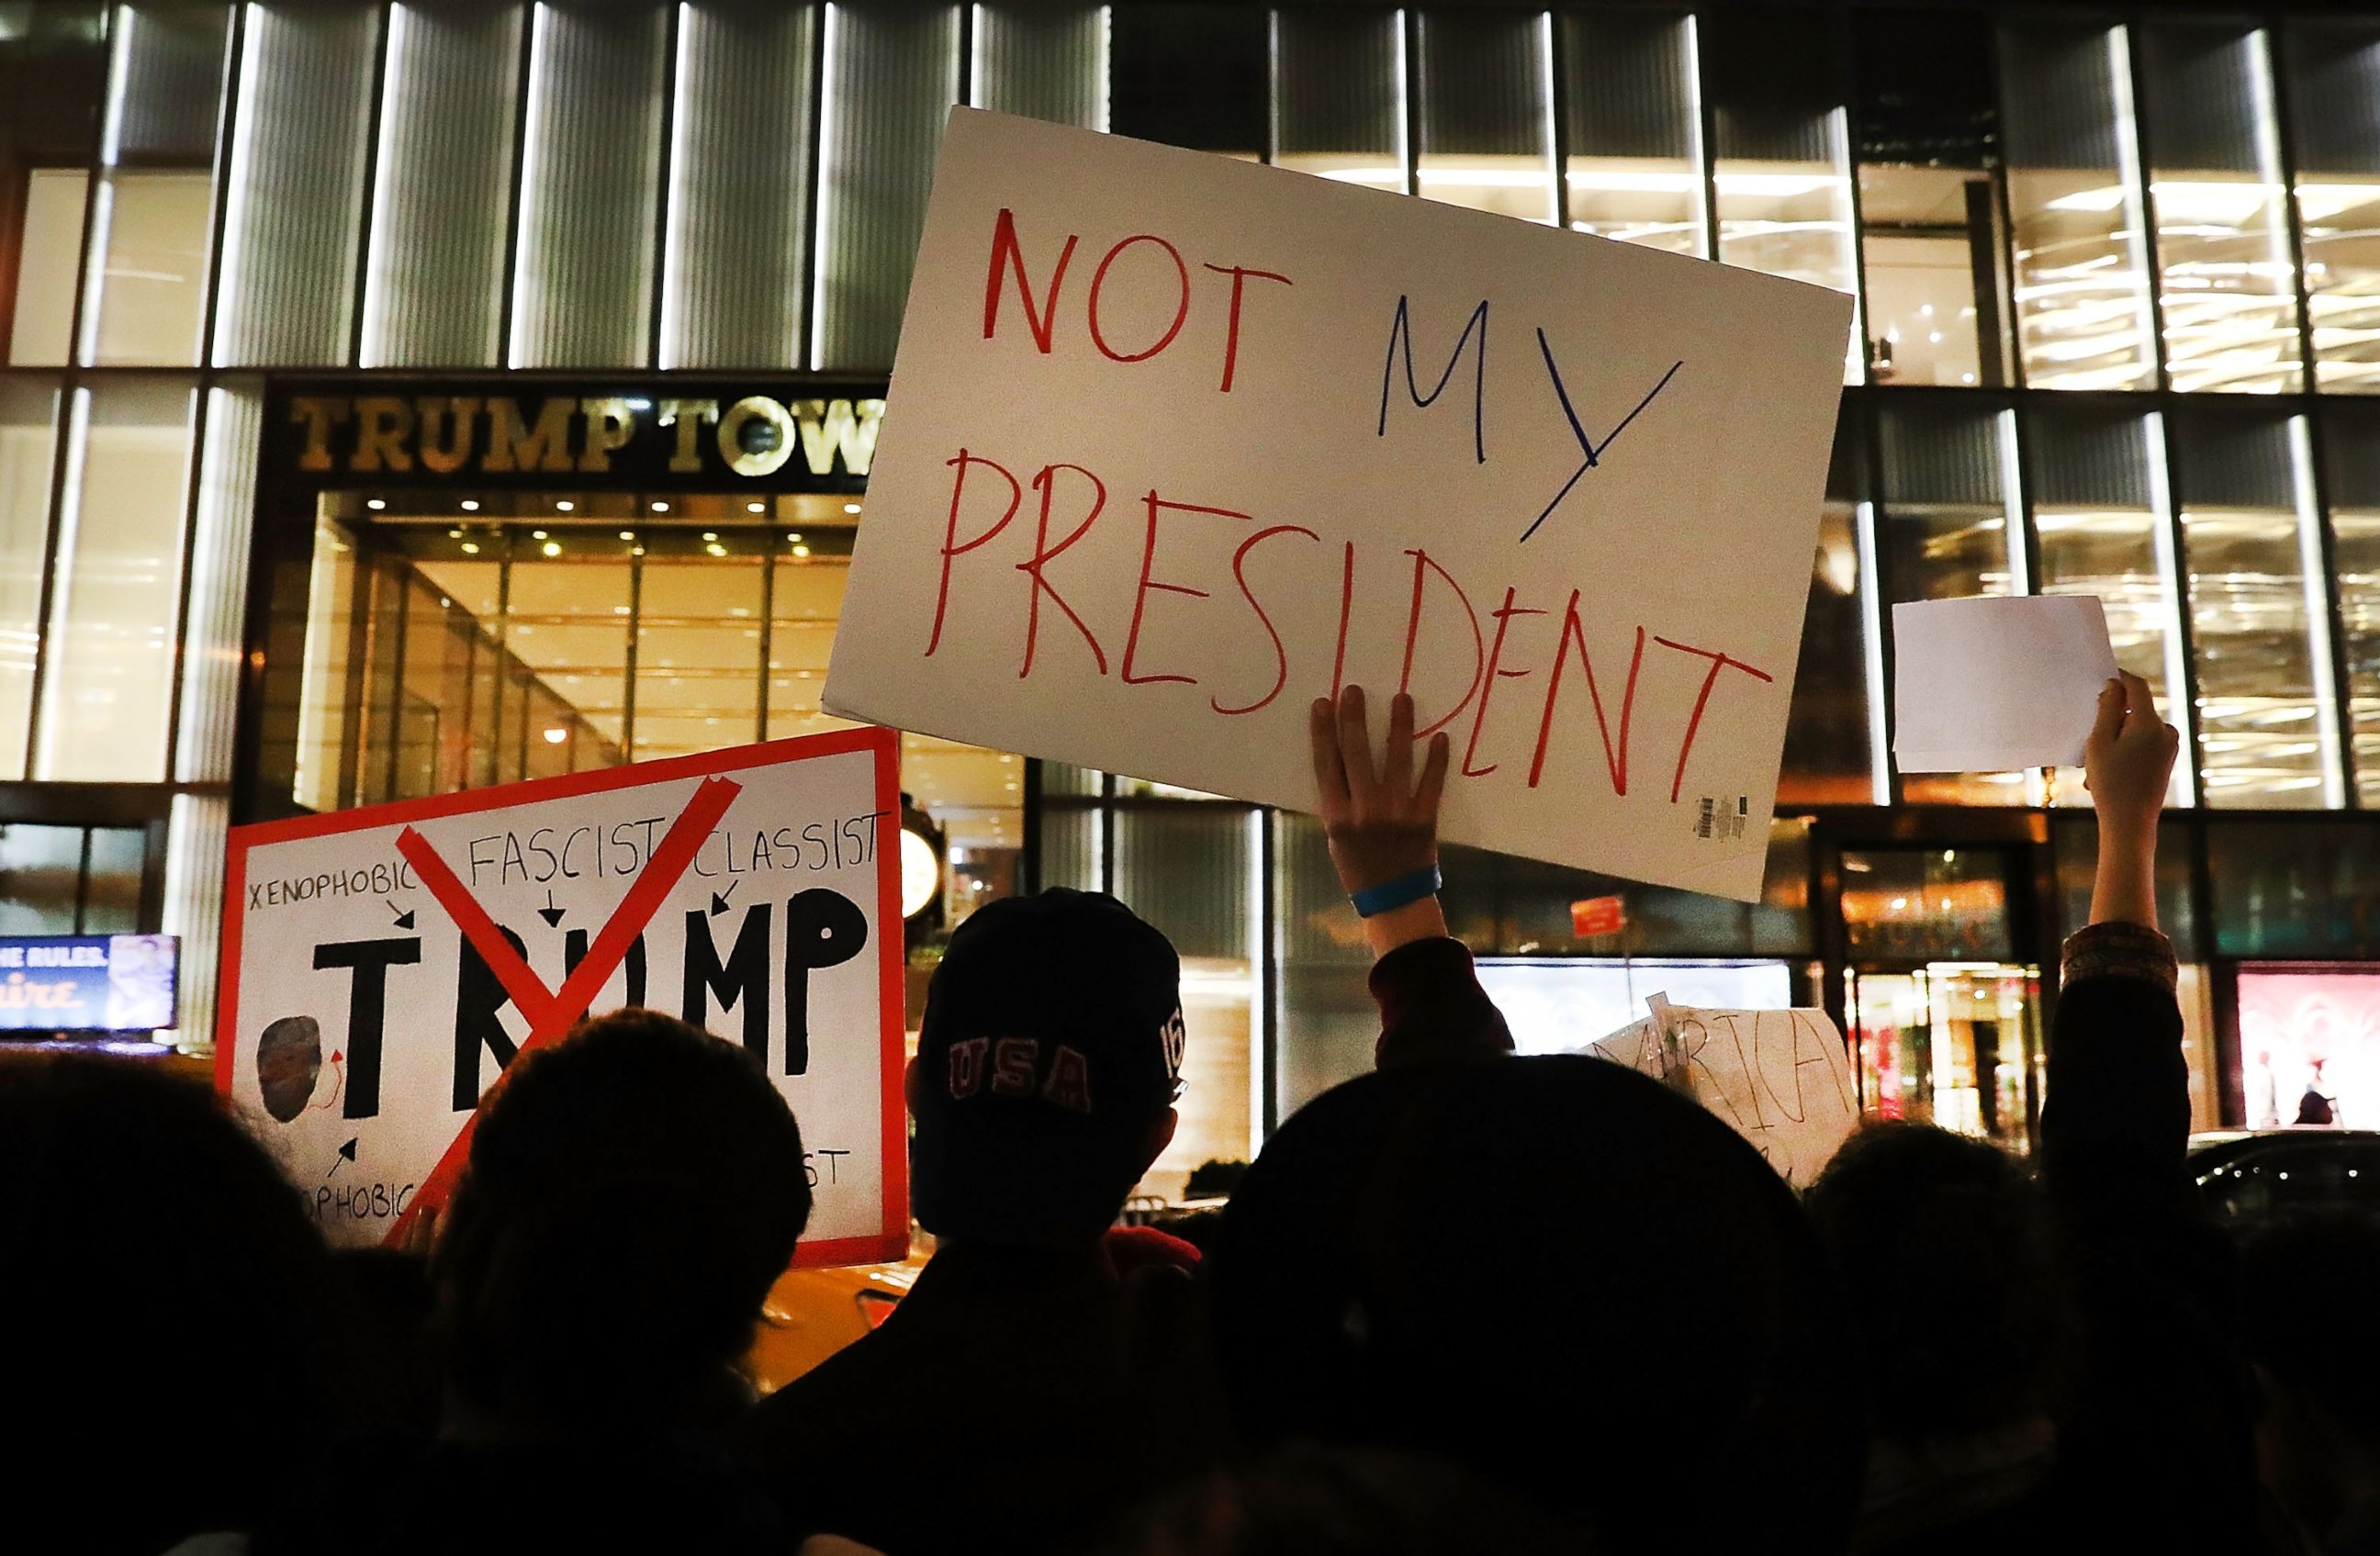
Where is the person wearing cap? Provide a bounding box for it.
[734,888,1223,1555]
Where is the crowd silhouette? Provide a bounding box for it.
[6,672,2369,1555]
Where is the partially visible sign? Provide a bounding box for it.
[1892,595,2117,772]
[0,935,178,1031]
[218,731,905,1263]
[1587,993,1857,1186]
[825,109,1853,903]
[1570,896,1626,938]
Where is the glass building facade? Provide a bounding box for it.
[8,1,2380,1176]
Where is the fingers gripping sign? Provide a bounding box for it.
[1309,686,1452,954]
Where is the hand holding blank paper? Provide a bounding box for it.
[1891,597,2119,773]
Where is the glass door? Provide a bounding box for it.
[1847,962,2044,1150]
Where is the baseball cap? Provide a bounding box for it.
[910,889,1185,1244]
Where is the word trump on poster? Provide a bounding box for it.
[217,730,906,1264]
[1588,993,1858,1187]
[825,110,1852,901]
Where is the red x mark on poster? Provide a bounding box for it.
[381,775,743,1246]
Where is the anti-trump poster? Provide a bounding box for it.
[826,109,1852,902]
[217,729,905,1263]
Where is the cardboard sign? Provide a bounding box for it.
[216,730,905,1265]
[1892,595,2118,772]
[825,109,1853,902]
[1587,994,1858,1186]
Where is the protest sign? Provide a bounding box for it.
[1586,993,1858,1186]
[216,729,905,1264]
[825,109,1853,902]
[0,934,177,1031]
[1892,595,2118,772]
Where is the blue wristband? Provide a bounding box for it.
[1351,865,1443,918]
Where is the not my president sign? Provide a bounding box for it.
[217,729,906,1265]
[826,110,1853,902]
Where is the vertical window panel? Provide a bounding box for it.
[2283,21,2380,394]
[2321,403,2380,805]
[1561,10,1704,257]
[81,3,231,366]
[2138,25,2301,395]
[1272,6,1400,190]
[36,381,196,782]
[634,545,765,763]
[663,2,815,370]
[1701,8,1858,378]
[212,4,379,366]
[1779,420,1874,807]
[1854,9,2009,388]
[174,383,259,785]
[508,3,665,369]
[2173,411,2340,808]
[2028,406,2193,806]
[0,384,60,779]
[1998,22,2156,391]
[1415,10,1555,224]
[972,3,1104,130]
[0,7,108,365]
[812,2,960,370]
[361,2,522,368]
[1877,400,2030,804]
[1108,3,1263,157]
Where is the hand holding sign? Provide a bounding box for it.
[1309,687,1452,956]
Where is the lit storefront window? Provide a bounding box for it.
[1998,21,2159,391]
[2137,24,2302,395]
[2240,969,2380,1129]
[2172,411,2343,807]
[2283,21,2380,394]
[1559,13,1704,257]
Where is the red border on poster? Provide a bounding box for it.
[216,725,908,1269]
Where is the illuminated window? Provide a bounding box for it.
[2137,24,2302,394]
[2283,20,2380,394]
[2172,412,2342,808]
[2320,403,2380,805]
[1997,21,2158,390]
[1413,10,1555,225]
[2026,407,2194,807]
[1271,7,1402,192]
[1559,12,1704,257]
[1853,10,2011,388]
[1701,9,1859,381]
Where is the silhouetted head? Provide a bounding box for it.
[434,1008,811,1428]
[909,889,1184,1246]
[1806,1120,2068,1441]
[0,1051,339,1553]
[1208,1056,1862,1556]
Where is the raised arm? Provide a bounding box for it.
[1308,687,1511,1069]
[2042,670,2189,1194]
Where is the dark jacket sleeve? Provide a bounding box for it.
[1368,936,1515,1070]
[2037,923,2258,1552]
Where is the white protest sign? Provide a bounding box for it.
[1584,993,1858,1186]
[1892,595,2118,772]
[217,730,906,1263]
[825,109,1853,901]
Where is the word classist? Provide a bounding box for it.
[828,111,1851,901]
